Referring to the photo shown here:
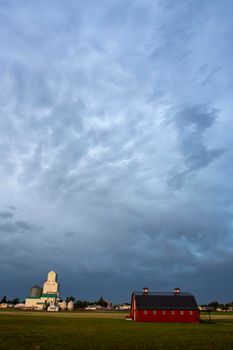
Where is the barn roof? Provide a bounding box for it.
[132,292,198,310]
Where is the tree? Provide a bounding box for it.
[75,300,93,309]
[208,301,219,310]
[12,298,20,305]
[66,296,75,304]
[75,300,84,309]
[1,296,7,304]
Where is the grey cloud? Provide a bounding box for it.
[0,222,17,234]
[15,220,34,231]
[0,211,13,219]
[64,231,76,238]
[174,105,218,130]
[0,220,35,234]
[6,205,20,211]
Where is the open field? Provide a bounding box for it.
[0,311,233,350]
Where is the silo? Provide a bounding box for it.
[60,301,67,311]
[67,301,74,311]
[30,285,42,298]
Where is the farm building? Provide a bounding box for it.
[130,287,200,323]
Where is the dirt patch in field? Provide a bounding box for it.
[0,310,128,319]
[201,314,233,321]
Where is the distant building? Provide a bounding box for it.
[130,287,200,323]
[14,303,26,309]
[104,300,112,310]
[67,301,74,311]
[116,304,131,310]
[85,305,103,310]
[25,271,59,310]
[59,301,67,311]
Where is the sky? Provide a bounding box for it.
[0,0,233,304]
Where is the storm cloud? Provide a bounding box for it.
[0,0,233,303]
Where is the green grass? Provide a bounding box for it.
[0,312,233,350]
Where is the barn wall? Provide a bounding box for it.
[133,309,200,323]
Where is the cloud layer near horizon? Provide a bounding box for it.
[0,0,233,303]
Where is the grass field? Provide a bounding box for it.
[0,311,233,350]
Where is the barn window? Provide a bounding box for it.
[189,311,193,315]
[162,310,166,315]
[180,311,184,315]
[144,310,148,315]
[153,311,157,315]
[171,311,175,315]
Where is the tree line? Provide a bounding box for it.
[65,296,109,308]
[1,296,20,304]
[0,295,109,308]
[200,301,233,311]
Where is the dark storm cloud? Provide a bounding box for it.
[64,231,76,238]
[0,0,233,303]
[169,105,225,188]
[0,220,35,234]
[0,211,13,219]
[5,205,20,211]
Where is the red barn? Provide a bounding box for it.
[130,287,199,323]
